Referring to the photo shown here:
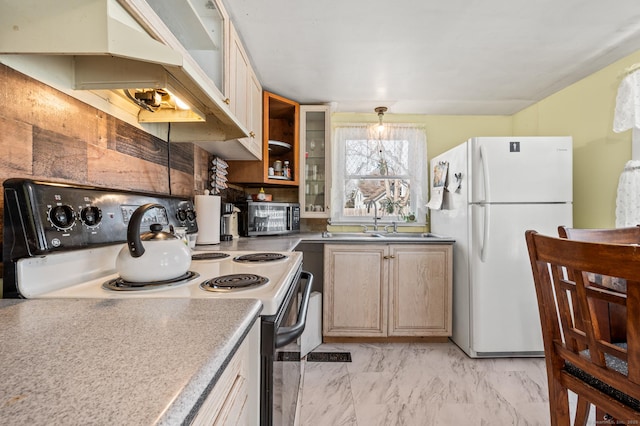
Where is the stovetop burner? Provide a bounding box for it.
[233,253,288,263]
[200,274,269,292]
[103,271,200,291]
[191,252,230,261]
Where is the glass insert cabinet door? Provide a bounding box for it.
[299,105,331,217]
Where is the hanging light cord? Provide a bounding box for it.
[167,123,172,195]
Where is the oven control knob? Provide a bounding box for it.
[81,206,102,227]
[48,205,76,230]
[186,208,196,221]
[177,209,188,222]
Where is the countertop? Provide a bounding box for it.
[194,233,322,252]
[0,298,262,425]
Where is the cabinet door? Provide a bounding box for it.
[192,321,260,425]
[228,24,249,126]
[245,69,262,159]
[323,244,387,337]
[300,105,331,217]
[388,245,453,336]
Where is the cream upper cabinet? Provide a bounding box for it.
[228,23,262,159]
[299,105,331,217]
[118,0,263,158]
[323,244,452,338]
[245,69,263,158]
[228,23,249,125]
[141,0,228,96]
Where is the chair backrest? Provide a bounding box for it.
[557,226,639,343]
[558,225,640,244]
[525,230,640,406]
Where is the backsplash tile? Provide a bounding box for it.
[32,126,88,182]
[0,63,209,195]
[0,63,212,279]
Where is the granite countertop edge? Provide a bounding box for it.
[159,300,262,425]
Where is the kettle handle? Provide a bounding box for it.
[127,203,163,258]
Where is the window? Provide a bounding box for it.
[331,124,427,224]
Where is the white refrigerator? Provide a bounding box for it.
[430,136,573,358]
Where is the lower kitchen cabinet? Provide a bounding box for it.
[192,321,260,425]
[323,244,452,338]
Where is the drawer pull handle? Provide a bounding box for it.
[383,255,396,259]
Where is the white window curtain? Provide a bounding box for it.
[613,66,640,227]
[331,123,427,224]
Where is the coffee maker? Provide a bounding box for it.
[220,202,240,240]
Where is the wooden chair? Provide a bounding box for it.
[558,225,640,343]
[558,225,640,244]
[525,230,640,426]
[558,225,640,423]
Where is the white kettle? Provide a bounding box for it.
[116,203,191,282]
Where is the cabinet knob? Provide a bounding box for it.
[223,98,230,105]
[249,131,255,138]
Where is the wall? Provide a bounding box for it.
[512,50,640,228]
[0,64,211,195]
[331,113,513,161]
[333,49,640,229]
[0,64,212,278]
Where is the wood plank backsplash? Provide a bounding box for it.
[0,63,212,275]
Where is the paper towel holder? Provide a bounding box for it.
[194,191,221,245]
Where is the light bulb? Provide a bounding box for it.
[166,89,190,110]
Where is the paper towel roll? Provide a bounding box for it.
[194,194,221,244]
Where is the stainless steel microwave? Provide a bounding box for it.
[238,201,300,236]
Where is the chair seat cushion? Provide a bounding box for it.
[565,343,640,411]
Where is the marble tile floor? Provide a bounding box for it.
[299,341,594,426]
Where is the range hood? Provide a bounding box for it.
[0,0,246,136]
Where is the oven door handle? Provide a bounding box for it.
[275,271,314,348]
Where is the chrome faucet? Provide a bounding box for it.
[384,221,398,233]
[366,200,380,231]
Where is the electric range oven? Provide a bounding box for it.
[2,179,313,425]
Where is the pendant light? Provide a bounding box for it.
[375,106,388,133]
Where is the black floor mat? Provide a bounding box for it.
[307,352,352,362]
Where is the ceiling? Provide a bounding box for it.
[223,0,640,115]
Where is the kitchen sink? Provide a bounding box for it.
[321,232,386,239]
[321,231,453,242]
[381,232,439,239]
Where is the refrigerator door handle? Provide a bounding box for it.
[479,144,490,202]
[480,203,490,262]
